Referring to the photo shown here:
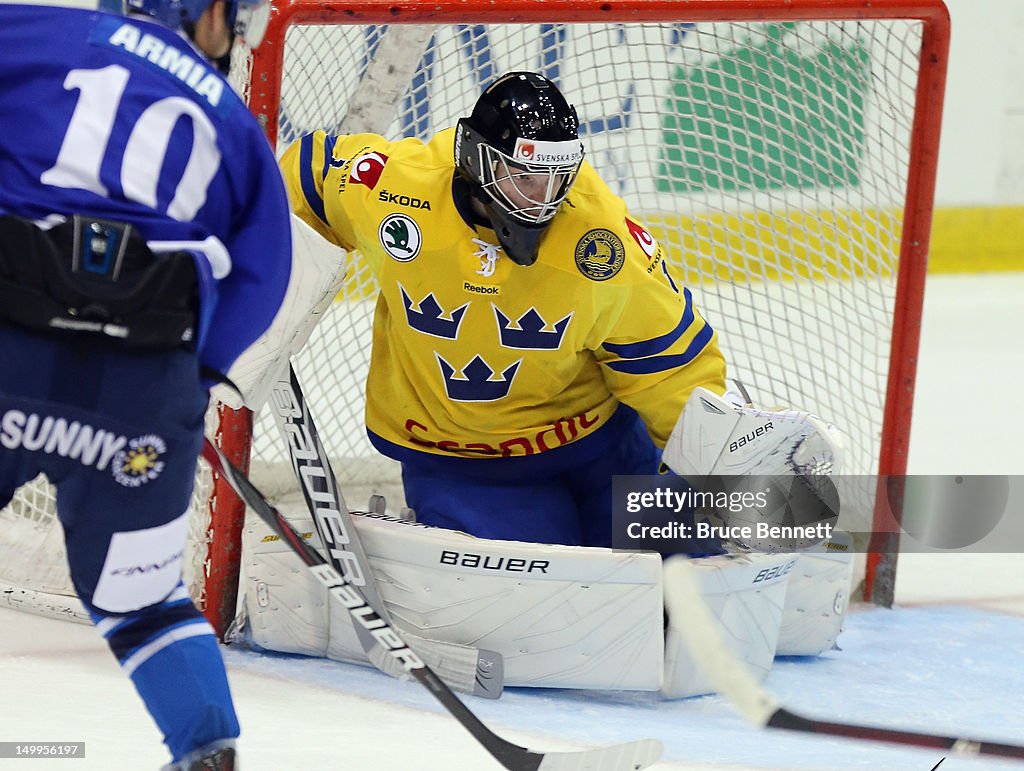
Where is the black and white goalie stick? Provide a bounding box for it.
[663,557,1024,761]
[202,439,663,771]
[268,364,505,698]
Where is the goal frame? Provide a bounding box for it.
[205,0,950,634]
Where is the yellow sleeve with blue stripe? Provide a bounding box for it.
[591,226,726,448]
[279,130,351,248]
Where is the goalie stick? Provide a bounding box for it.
[663,557,1024,761]
[201,439,663,771]
[269,364,504,699]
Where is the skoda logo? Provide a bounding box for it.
[379,213,422,262]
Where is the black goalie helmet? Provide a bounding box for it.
[455,72,584,266]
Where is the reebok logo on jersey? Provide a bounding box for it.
[1,410,126,472]
[463,281,501,296]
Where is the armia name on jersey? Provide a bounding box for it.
[102,21,223,108]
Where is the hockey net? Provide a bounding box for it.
[0,0,948,636]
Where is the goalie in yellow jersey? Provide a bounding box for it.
[267,71,857,691]
[279,71,725,548]
[279,71,837,552]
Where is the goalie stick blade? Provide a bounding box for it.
[400,632,505,701]
[535,739,664,770]
[366,631,504,700]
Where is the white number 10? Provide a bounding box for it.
[41,64,222,221]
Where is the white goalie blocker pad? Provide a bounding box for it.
[212,215,347,411]
[241,510,665,690]
[663,385,844,483]
[661,385,854,661]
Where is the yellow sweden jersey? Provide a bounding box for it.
[280,128,726,459]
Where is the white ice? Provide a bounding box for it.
[2,273,1022,771]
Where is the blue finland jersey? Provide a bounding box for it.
[0,3,291,377]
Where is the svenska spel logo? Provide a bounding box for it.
[513,141,535,161]
[349,151,388,190]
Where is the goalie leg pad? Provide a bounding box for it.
[241,506,665,690]
[662,551,795,698]
[776,530,855,656]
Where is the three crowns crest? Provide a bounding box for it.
[493,306,572,350]
[436,354,522,402]
[400,284,469,340]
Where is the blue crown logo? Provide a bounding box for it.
[436,354,521,402]
[494,306,572,350]
[400,284,468,340]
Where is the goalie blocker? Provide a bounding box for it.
[661,384,845,552]
[212,214,347,411]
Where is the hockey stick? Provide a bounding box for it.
[663,557,1024,761]
[202,438,663,771]
[268,364,504,698]
[340,24,435,135]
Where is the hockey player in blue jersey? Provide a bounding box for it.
[0,0,289,768]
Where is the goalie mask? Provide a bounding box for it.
[456,72,584,266]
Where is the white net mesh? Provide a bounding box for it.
[0,13,930,622]
[246,20,921,526]
[0,464,215,620]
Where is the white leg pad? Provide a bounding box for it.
[240,506,665,690]
[776,531,855,656]
[662,552,796,698]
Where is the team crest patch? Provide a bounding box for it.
[379,213,422,262]
[575,229,625,281]
[112,434,166,488]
